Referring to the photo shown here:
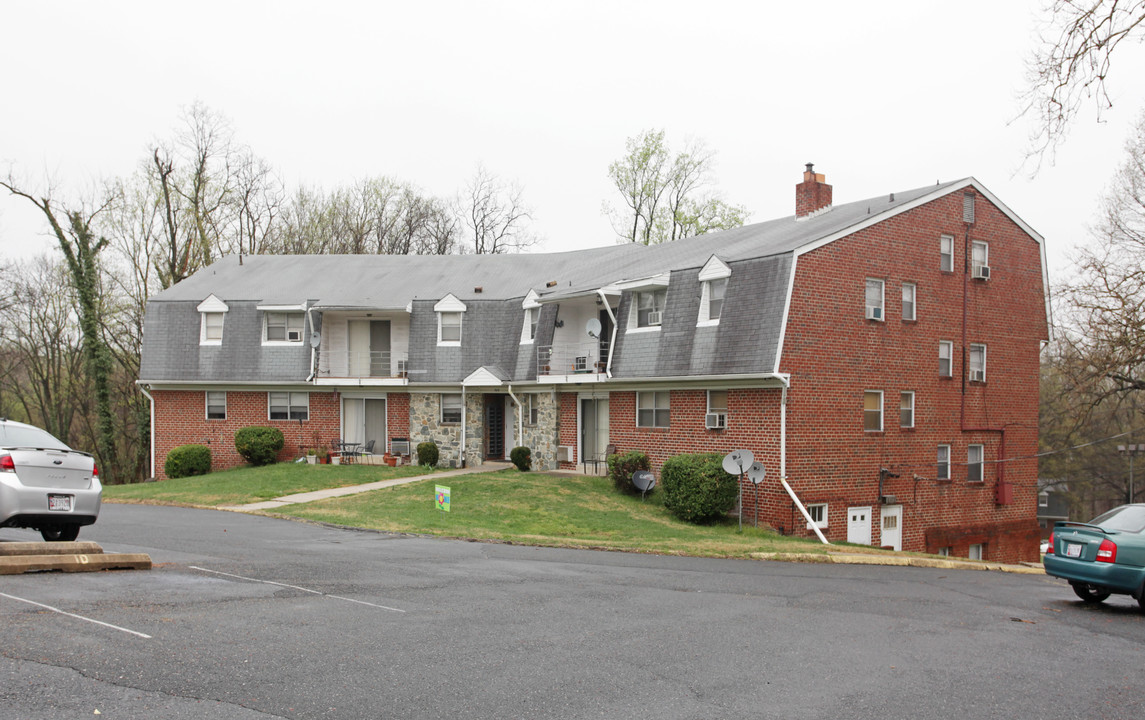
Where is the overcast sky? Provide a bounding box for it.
[3,1,1144,288]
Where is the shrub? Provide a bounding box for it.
[509,446,532,471]
[661,452,739,523]
[165,444,211,479]
[607,450,651,495]
[234,426,285,466]
[417,441,439,467]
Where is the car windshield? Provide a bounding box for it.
[1090,505,1145,534]
[0,424,70,451]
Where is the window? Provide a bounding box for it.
[937,445,951,480]
[265,312,305,343]
[863,390,883,432]
[806,503,828,529]
[900,392,914,428]
[1038,492,1049,508]
[967,444,984,482]
[901,283,916,321]
[528,308,539,341]
[971,241,989,275]
[968,543,984,560]
[637,391,670,428]
[939,341,953,377]
[940,235,954,272]
[201,312,224,344]
[441,393,463,424]
[865,279,884,321]
[707,390,728,429]
[705,278,728,322]
[524,394,539,425]
[269,391,309,421]
[635,290,666,328]
[206,391,226,420]
[439,312,462,344]
[937,546,952,557]
[969,343,987,382]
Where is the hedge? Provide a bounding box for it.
[165,444,211,479]
[234,426,285,466]
[660,452,739,523]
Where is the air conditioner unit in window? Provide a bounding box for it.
[647,311,662,326]
[557,445,573,463]
[972,265,991,280]
[865,306,883,321]
[705,413,726,430]
[287,330,302,342]
[969,369,985,382]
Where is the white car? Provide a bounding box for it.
[0,419,102,541]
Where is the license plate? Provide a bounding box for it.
[48,495,72,512]
[1065,543,1084,558]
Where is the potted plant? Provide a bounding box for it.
[317,447,329,464]
[306,449,317,465]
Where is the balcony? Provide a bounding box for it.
[318,350,410,380]
[537,342,609,380]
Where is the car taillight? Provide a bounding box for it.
[92,464,98,477]
[1097,538,1118,563]
[1046,531,1054,555]
[0,454,13,472]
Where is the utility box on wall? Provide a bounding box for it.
[995,481,1013,505]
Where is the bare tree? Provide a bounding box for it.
[1021,0,1145,166]
[458,165,536,254]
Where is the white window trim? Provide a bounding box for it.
[438,311,463,346]
[940,234,954,272]
[971,240,989,272]
[435,294,467,347]
[636,391,670,428]
[967,444,984,483]
[440,393,463,424]
[628,289,666,333]
[806,503,828,529]
[200,312,225,345]
[697,257,731,327]
[865,278,885,321]
[901,282,916,321]
[197,295,229,346]
[524,394,539,426]
[520,291,540,345]
[1038,492,1050,508]
[205,391,227,420]
[937,444,951,481]
[263,311,306,346]
[268,391,309,421]
[707,390,729,428]
[969,343,987,382]
[864,390,883,432]
[968,543,984,560]
[939,340,953,377]
[900,391,915,429]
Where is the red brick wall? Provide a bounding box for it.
[388,394,411,442]
[557,392,578,470]
[778,190,1047,563]
[152,390,340,479]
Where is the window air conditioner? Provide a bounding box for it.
[865,306,883,321]
[705,413,726,430]
[557,445,573,463]
[972,265,991,280]
[647,311,662,326]
[969,370,985,382]
[287,330,302,342]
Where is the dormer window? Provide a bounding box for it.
[635,290,666,328]
[435,293,467,346]
[197,294,229,346]
[266,312,305,342]
[697,255,731,326]
[520,290,541,344]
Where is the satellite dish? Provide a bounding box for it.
[309,331,322,348]
[722,449,754,476]
[586,317,602,339]
[747,462,766,485]
[631,470,656,500]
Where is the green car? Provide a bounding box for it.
[1044,504,1145,609]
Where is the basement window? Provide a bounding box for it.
[806,503,828,529]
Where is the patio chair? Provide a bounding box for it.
[357,439,376,459]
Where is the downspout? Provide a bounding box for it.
[460,384,467,468]
[306,305,318,382]
[507,384,522,449]
[598,289,618,378]
[776,376,827,544]
[139,385,155,480]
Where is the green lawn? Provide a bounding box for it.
[103,463,433,507]
[105,465,845,558]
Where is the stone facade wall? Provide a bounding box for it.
[408,391,485,468]
[516,391,559,470]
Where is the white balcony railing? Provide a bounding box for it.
[537,342,609,376]
[320,351,409,379]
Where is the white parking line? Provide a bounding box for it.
[0,592,152,639]
[189,566,406,613]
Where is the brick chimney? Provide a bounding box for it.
[795,163,832,217]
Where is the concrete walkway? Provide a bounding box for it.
[220,462,510,512]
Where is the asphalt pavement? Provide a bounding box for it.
[1,504,1143,720]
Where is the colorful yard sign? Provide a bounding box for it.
[435,485,451,513]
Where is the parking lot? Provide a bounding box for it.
[3,503,1145,719]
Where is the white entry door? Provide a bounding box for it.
[847,506,872,545]
[880,505,902,551]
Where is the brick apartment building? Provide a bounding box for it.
[139,166,1050,562]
